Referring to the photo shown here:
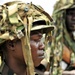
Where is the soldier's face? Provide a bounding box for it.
[30,31,45,67]
[13,31,45,67]
[66,8,75,31]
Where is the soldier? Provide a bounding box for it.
[52,0,75,74]
[0,1,55,75]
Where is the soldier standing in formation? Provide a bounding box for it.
[52,0,75,74]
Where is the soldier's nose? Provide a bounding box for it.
[38,42,45,50]
[38,33,43,39]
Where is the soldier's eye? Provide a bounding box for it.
[30,30,43,35]
[67,12,73,15]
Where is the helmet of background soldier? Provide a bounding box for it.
[52,0,75,23]
[53,0,75,13]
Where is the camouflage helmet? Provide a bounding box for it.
[53,0,75,13]
[0,1,54,45]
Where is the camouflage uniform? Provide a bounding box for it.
[0,1,55,75]
[51,0,75,75]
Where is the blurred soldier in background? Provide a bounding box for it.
[52,0,75,74]
[0,1,55,75]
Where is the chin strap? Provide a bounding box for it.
[19,15,35,75]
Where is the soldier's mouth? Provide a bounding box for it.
[37,50,45,58]
[71,24,75,27]
[68,25,75,30]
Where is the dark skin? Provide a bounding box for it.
[66,8,75,41]
[3,31,45,75]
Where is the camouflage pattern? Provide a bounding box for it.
[52,0,75,75]
[0,1,55,75]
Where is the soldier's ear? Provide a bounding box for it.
[6,40,15,51]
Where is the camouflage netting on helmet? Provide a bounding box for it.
[0,1,52,44]
[0,1,54,75]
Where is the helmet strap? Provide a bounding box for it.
[18,15,35,75]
